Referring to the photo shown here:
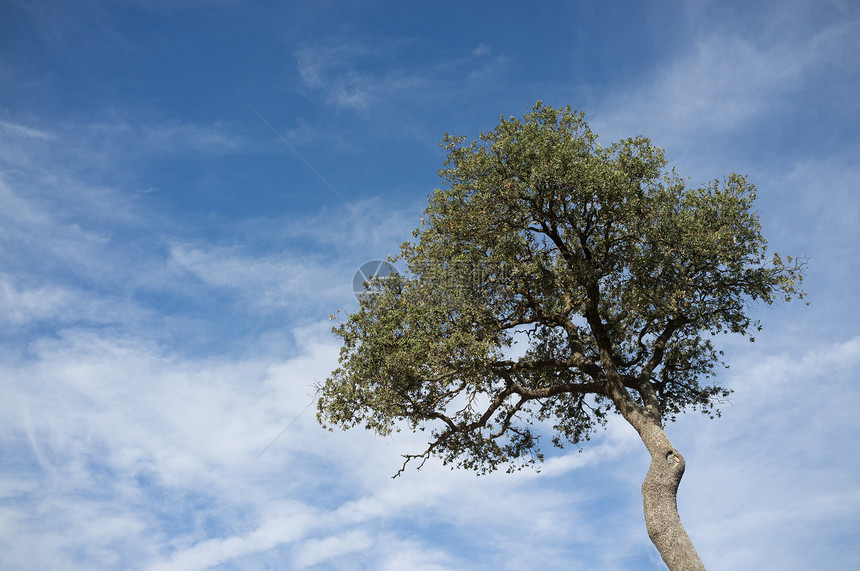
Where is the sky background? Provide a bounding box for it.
[1,0,858,569]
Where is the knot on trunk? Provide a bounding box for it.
[660,449,686,481]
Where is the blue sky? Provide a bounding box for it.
[1,0,858,569]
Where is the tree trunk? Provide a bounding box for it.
[600,374,704,569]
[635,416,706,570]
[592,326,706,569]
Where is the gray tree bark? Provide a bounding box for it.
[600,370,706,570]
[588,302,707,569]
[636,418,706,571]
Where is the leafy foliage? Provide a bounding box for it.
[317,102,805,475]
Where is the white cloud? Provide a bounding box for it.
[0,116,416,343]
[167,243,346,311]
[471,44,490,58]
[1,7,858,568]
[0,172,152,311]
[292,529,373,568]
[592,6,860,157]
[374,537,459,571]
[0,310,656,569]
[3,228,857,571]
[0,120,55,141]
[295,42,388,110]
[294,39,508,112]
[674,336,860,570]
[4,145,849,569]
[0,322,330,568]
[77,120,243,159]
[146,503,317,571]
[0,275,77,325]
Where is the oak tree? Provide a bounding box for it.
[317,103,805,569]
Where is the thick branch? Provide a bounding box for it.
[635,319,687,414]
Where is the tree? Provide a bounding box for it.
[317,102,805,570]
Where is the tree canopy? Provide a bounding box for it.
[318,102,803,475]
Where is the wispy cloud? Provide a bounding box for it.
[0,274,136,328]
[294,39,508,112]
[0,113,422,359]
[167,243,347,311]
[0,116,244,185]
[66,119,245,176]
[2,163,856,570]
[0,171,144,293]
[1,3,857,569]
[0,302,657,570]
[679,336,860,570]
[592,4,860,155]
[295,41,417,110]
[0,120,55,140]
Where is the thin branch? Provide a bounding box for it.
[489,397,529,439]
